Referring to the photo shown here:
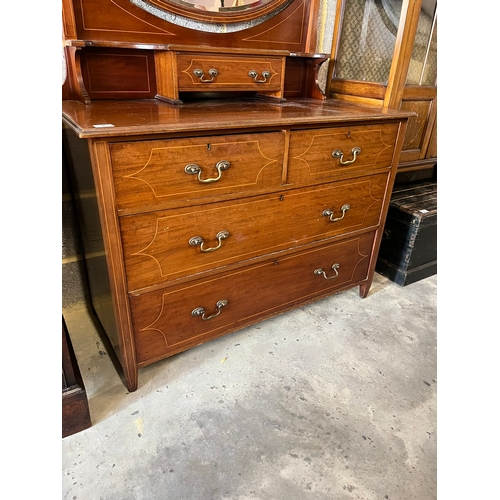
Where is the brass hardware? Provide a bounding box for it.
[191,299,228,321]
[189,230,230,253]
[185,160,230,183]
[322,204,351,222]
[193,68,219,83]
[248,70,271,83]
[332,146,361,165]
[314,263,340,280]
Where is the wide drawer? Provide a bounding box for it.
[287,122,399,186]
[176,54,283,91]
[111,131,285,214]
[130,232,374,365]
[120,173,389,291]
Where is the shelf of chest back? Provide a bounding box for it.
[62,41,329,104]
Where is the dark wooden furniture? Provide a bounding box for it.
[62,317,91,437]
[62,0,413,392]
[326,0,437,180]
[376,180,437,286]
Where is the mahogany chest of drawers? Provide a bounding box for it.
[63,97,410,391]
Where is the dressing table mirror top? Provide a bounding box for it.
[62,0,320,50]
[62,0,328,104]
[149,0,290,22]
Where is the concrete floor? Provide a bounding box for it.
[62,272,437,500]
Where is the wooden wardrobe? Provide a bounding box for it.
[326,0,437,180]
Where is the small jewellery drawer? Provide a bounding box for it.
[110,131,285,214]
[176,54,284,91]
[130,232,374,365]
[120,173,389,291]
[287,122,399,186]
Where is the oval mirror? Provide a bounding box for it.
[144,0,290,23]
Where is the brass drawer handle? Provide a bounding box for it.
[314,263,340,280]
[332,146,361,165]
[248,70,271,83]
[322,204,351,222]
[192,299,228,321]
[189,230,230,253]
[193,68,219,83]
[185,160,230,184]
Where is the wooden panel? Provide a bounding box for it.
[63,0,317,53]
[426,117,437,159]
[62,319,77,389]
[400,100,431,151]
[81,49,157,99]
[288,122,398,186]
[130,232,374,365]
[398,85,437,164]
[62,0,77,39]
[62,317,92,438]
[328,79,387,100]
[284,58,307,96]
[120,173,388,291]
[154,51,180,103]
[111,131,286,214]
[284,55,329,99]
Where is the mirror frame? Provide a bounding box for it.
[144,0,291,23]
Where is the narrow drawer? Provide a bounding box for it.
[177,54,283,91]
[288,122,399,186]
[120,173,388,291]
[110,131,285,214]
[130,232,374,365]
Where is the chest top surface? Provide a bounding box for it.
[62,98,413,139]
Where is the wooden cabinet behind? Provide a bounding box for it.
[326,0,437,179]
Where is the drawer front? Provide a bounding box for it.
[120,173,388,291]
[130,232,374,365]
[111,132,285,214]
[288,123,399,186]
[177,54,283,91]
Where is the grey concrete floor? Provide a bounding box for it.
[62,272,437,500]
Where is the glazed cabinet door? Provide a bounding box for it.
[327,0,437,173]
[397,0,437,165]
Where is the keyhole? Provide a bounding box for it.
[207,143,211,151]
